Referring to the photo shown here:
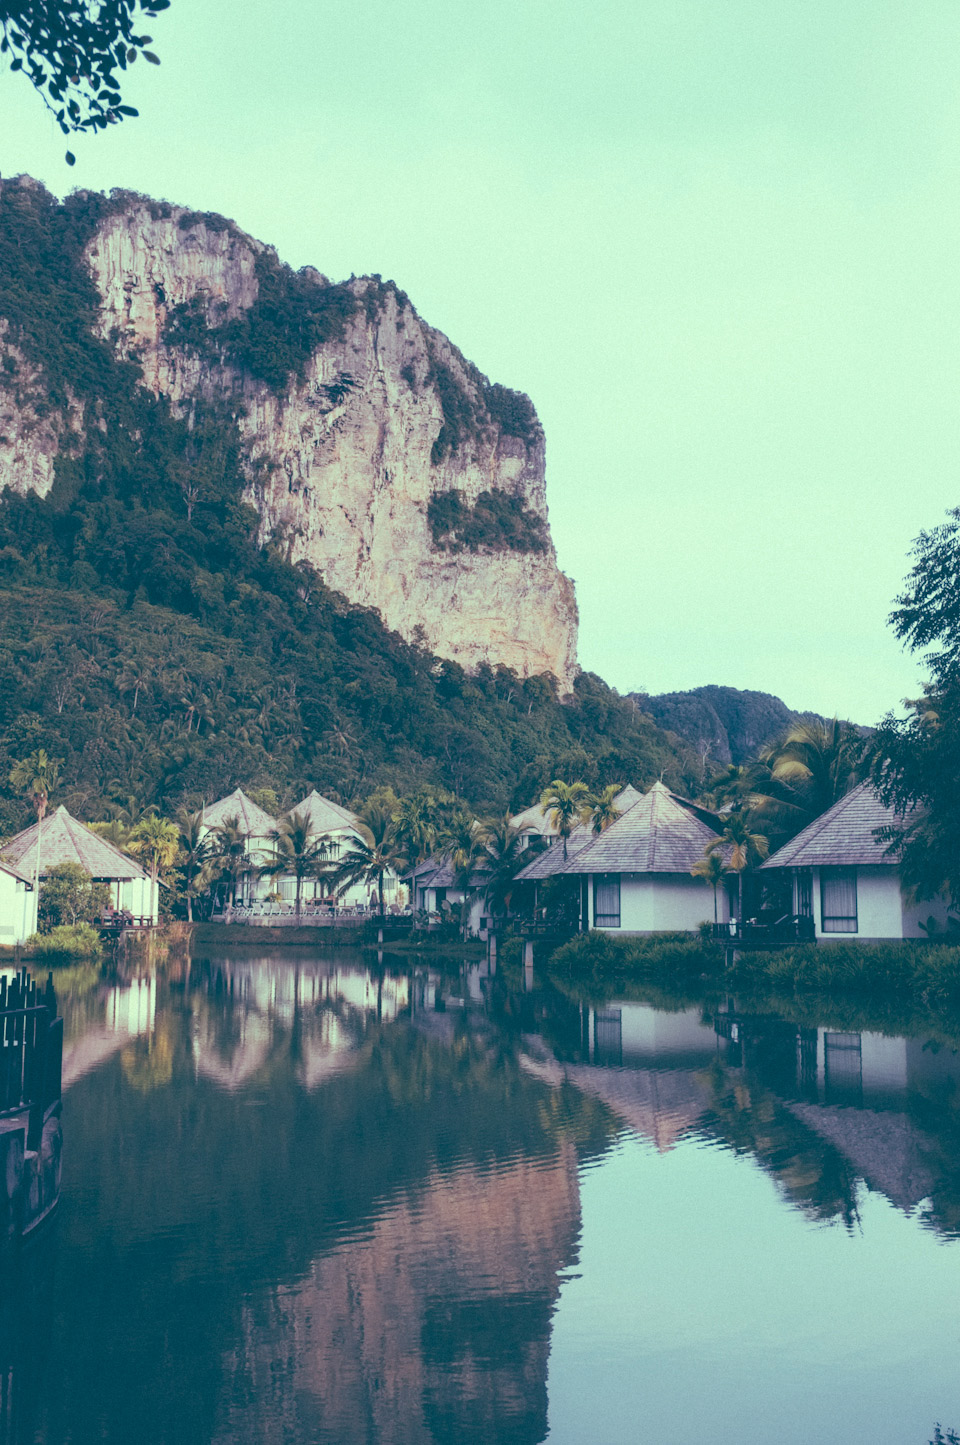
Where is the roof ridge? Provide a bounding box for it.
[776,781,868,863]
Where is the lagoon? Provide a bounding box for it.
[2,947,959,1444]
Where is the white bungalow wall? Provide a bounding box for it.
[587,873,728,935]
[800,866,951,941]
[0,872,37,945]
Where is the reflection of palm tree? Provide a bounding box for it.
[539,780,591,860]
[706,812,768,926]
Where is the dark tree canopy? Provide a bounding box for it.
[873,507,960,903]
[0,0,167,154]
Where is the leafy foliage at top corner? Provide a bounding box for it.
[0,178,699,826]
[1,0,167,140]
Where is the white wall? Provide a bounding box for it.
[0,871,37,945]
[613,1003,718,1063]
[810,865,931,941]
[117,876,157,924]
[589,873,726,935]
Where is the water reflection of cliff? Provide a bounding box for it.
[27,954,614,1445]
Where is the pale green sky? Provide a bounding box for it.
[2,0,959,723]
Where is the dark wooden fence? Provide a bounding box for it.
[0,971,62,1151]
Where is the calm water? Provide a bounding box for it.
[1,947,960,1444]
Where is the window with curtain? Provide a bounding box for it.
[593,874,621,928]
[821,868,858,933]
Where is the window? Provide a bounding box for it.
[797,869,813,918]
[594,1007,623,1065]
[593,874,621,928]
[821,868,858,933]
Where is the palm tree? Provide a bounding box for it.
[539,779,591,859]
[9,749,63,900]
[392,791,440,866]
[479,815,531,921]
[129,813,180,921]
[749,719,864,841]
[589,783,623,835]
[706,812,769,929]
[691,851,727,925]
[330,803,407,919]
[265,811,333,926]
[441,812,486,939]
[213,815,249,910]
[177,808,210,923]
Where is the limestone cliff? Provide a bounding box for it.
[0,183,578,688]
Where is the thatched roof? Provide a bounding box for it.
[201,788,277,837]
[0,805,149,881]
[516,782,721,880]
[762,783,901,870]
[288,790,363,838]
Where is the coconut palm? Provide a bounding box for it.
[691,850,727,925]
[330,802,408,919]
[749,719,864,841]
[479,815,532,920]
[440,812,486,938]
[129,812,180,921]
[9,749,63,898]
[177,808,210,923]
[589,783,623,835]
[539,779,591,859]
[213,815,249,909]
[264,811,333,926]
[706,812,769,928]
[392,791,440,867]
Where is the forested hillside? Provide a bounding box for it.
[0,180,697,832]
[635,685,826,767]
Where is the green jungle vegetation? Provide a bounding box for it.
[0,178,698,835]
[549,929,960,1011]
[427,488,548,554]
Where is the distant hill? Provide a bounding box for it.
[632,685,828,767]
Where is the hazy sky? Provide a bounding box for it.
[1,0,958,724]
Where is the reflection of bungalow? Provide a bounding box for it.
[515,782,729,934]
[761,782,953,941]
[0,859,37,945]
[0,805,155,922]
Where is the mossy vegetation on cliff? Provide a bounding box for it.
[427,488,548,555]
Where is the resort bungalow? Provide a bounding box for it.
[515,781,729,934]
[0,805,156,923]
[510,785,644,851]
[405,857,491,935]
[200,788,279,906]
[0,859,38,945]
[760,781,954,942]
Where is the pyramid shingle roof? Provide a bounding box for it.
[201,788,277,837]
[0,857,32,886]
[511,784,645,841]
[761,782,901,870]
[516,782,721,879]
[0,805,148,881]
[288,790,363,838]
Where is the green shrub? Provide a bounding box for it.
[550,930,724,982]
[39,862,111,930]
[427,489,548,555]
[26,922,103,960]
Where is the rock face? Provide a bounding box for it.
[0,189,578,688]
